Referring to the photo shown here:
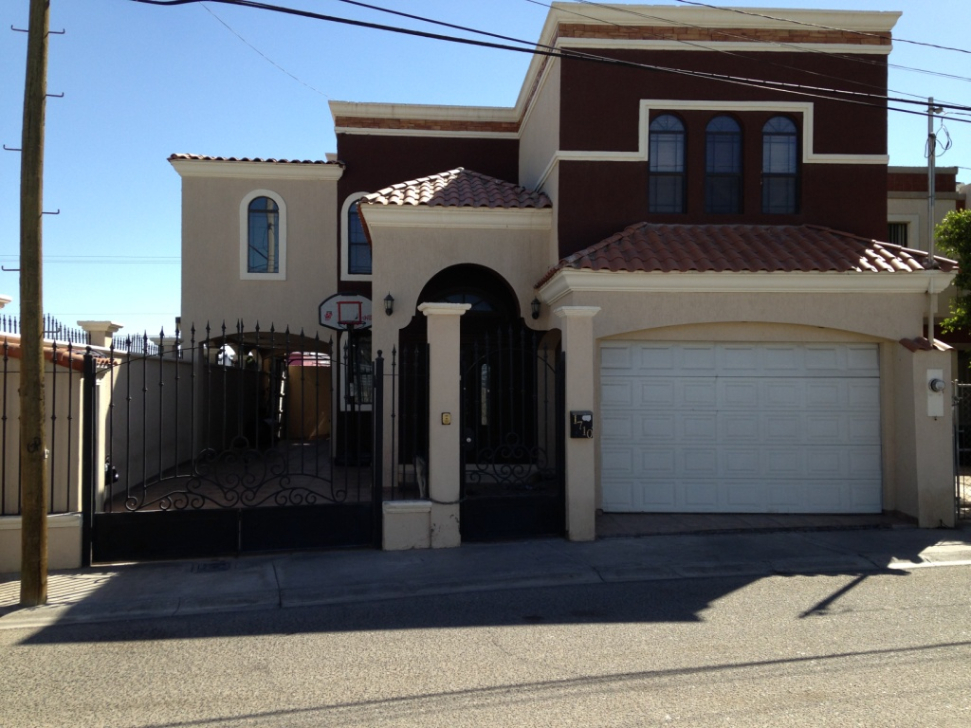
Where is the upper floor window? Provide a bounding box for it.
[648,114,685,214]
[705,116,742,214]
[341,192,372,279]
[248,197,280,273]
[887,222,909,246]
[762,116,799,214]
[239,190,286,280]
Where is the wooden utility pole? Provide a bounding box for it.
[19,0,51,607]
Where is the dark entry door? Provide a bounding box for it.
[459,327,565,541]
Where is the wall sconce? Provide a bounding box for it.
[384,293,395,316]
[530,297,541,320]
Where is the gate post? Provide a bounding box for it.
[554,306,600,541]
[80,349,98,568]
[420,302,470,548]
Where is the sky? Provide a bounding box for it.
[2,0,970,339]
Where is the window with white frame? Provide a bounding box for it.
[341,193,372,280]
[761,116,799,214]
[648,114,686,214]
[239,189,287,280]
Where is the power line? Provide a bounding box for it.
[129,0,971,123]
[672,0,971,57]
[562,0,971,92]
[200,2,330,98]
[524,0,958,108]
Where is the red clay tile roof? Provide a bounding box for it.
[168,153,338,165]
[539,223,957,285]
[1,334,115,372]
[360,168,551,209]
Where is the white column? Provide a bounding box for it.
[554,305,600,541]
[420,302,471,548]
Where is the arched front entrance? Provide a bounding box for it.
[400,265,565,541]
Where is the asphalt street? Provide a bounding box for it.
[2,563,970,727]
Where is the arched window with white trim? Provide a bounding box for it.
[341,192,372,280]
[239,189,287,280]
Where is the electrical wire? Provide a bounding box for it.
[526,0,968,109]
[672,0,971,57]
[129,0,971,123]
[200,2,330,98]
[563,0,971,92]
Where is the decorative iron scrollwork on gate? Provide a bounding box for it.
[103,321,366,513]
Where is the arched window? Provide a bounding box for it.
[347,199,372,275]
[341,193,372,279]
[247,196,280,274]
[648,114,686,214]
[705,115,742,214]
[762,116,799,214]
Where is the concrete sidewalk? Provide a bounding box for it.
[3,525,971,631]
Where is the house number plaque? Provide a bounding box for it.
[570,411,593,439]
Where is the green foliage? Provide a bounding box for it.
[935,209,971,332]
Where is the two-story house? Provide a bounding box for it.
[172,4,958,551]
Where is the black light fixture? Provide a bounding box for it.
[384,292,395,316]
[530,297,541,320]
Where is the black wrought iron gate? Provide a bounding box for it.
[459,328,565,541]
[88,324,383,563]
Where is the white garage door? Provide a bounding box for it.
[600,342,882,514]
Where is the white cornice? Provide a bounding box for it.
[360,206,553,231]
[538,269,955,303]
[329,101,518,124]
[169,158,344,181]
[541,5,900,37]
[333,127,518,140]
[557,38,892,55]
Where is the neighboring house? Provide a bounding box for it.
[172,3,959,550]
[886,166,969,373]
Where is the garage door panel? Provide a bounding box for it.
[720,412,760,442]
[602,414,634,440]
[763,414,801,443]
[724,449,761,476]
[682,448,718,475]
[641,413,675,440]
[601,380,633,407]
[684,482,719,507]
[681,381,717,407]
[682,413,717,440]
[641,448,676,474]
[765,448,804,476]
[601,341,882,515]
[600,344,632,370]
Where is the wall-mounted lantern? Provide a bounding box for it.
[530,297,541,320]
[384,293,395,316]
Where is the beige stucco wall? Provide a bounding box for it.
[179,175,340,334]
[887,194,963,252]
[519,58,561,191]
[0,513,82,573]
[367,212,554,501]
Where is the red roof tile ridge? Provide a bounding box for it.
[362,167,551,209]
[168,153,337,165]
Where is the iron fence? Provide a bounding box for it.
[1,336,85,516]
[954,382,971,522]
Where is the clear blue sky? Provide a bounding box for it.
[2,1,969,338]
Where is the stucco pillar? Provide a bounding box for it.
[554,305,601,541]
[420,302,470,548]
[77,320,123,348]
[894,344,955,527]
